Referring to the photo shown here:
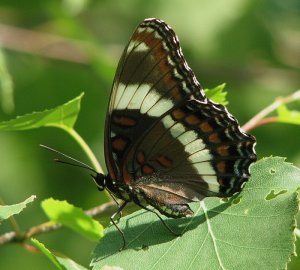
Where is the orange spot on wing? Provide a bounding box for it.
[142,164,154,174]
[156,155,173,168]
[217,145,229,156]
[123,167,132,185]
[185,115,200,125]
[112,116,137,127]
[217,161,226,173]
[112,138,127,152]
[170,87,182,101]
[172,109,186,120]
[200,122,213,132]
[163,71,174,88]
[137,151,145,164]
[209,133,221,144]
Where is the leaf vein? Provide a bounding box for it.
[201,201,226,270]
[187,232,209,270]
[216,238,291,252]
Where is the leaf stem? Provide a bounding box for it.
[242,90,300,132]
[55,126,103,174]
[0,197,21,237]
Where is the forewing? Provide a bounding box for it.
[105,18,205,182]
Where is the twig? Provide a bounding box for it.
[0,23,90,64]
[0,201,117,246]
[242,90,300,132]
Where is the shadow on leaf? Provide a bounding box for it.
[93,199,231,261]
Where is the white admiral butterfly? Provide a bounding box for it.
[44,18,256,250]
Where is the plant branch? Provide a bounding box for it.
[0,23,89,64]
[242,90,300,132]
[0,201,117,246]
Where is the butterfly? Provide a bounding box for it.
[43,18,256,250]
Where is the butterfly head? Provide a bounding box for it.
[91,173,107,191]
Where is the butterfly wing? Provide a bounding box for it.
[105,18,256,217]
[105,18,205,181]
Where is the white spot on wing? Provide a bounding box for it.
[147,98,174,116]
[116,84,139,109]
[169,123,186,138]
[140,91,174,116]
[114,83,126,107]
[128,84,151,109]
[188,149,211,163]
[202,175,219,192]
[140,90,160,113]
[162,115,176,129]
[135,42,149,53]
[127,41,137,54]
[184,138,206,154]
[178,130,197,144]
[154,31,162,39]
[193,161,215,175]
[173,69,183,79]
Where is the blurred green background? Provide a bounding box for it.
[0,0,299,269]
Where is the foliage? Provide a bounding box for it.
[0,93,83,131]
[1,88,300,269]
[0,195,36,221]
[92,157,299,270]
[41,198,103,241]
[0,1,300,269]
[204,83,228,106]
[31,238,88,270]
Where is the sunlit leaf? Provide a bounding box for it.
[31,238,65,270]
[204,83,228,105]
[0,93,83,131]
[91,157,299,270]
[57,257,89,270]
[41,198,103,241]
[31,238,88,270]
[0,195,36,221]
[277,104,300,125]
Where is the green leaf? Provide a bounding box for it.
[91,157,299,270]
[56,257,89,270]
[204,83,228,105]
[31,238,88,270]
[0,93,84,131]
[31,238,65,270]
[0,195,36,221]
[41,198,103,241]
[277,104,300,125]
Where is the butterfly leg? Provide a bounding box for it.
[108,190,123,223]
[138,204,182,237]
[110,201,128,251]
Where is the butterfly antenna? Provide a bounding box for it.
[40,144,98,174]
